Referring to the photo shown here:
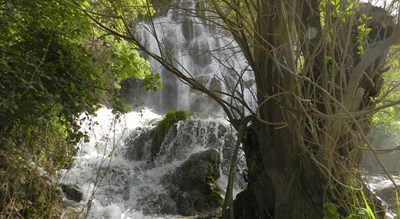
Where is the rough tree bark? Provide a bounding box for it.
[233,1,324,218]
[232,1,397,219]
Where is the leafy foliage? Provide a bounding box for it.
[323,203,340,219]
[371,46,400,134]
[0,147,62,218]
[1,0,98,141]
[323,200,375,219]
[0,0,155,217]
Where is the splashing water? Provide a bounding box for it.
[58,108,246,218]
[59,108,167,219]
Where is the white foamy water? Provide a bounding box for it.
[362,174,400,219]
[58,108,245,219]
[59,108,171,219]
[130,0,256,115]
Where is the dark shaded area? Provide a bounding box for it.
[60,183,83,203]
[162,148,223,216]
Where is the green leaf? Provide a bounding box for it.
[324,203,338,215]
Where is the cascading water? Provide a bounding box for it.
[123,0,256,114]
[59,108,161,218]
[59,108,246,218]
[59,1,252,218]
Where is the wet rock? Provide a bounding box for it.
[363,174,400,217]
[61,207,85,219]
[155,119,247,190]
[373,186,398,215]
[188,38,212,66]
[136,192,176,215]
[125,127,157,161]
[124,118,247,215]
[156,120,231,163]
[182,17,204,43]
[60,183,83,203]
[162,148,223,216]
[120,78,148,110]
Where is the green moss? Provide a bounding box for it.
[209,188,224,207]
[151,111,189,160]
[206,176,223,208]
[206,175,217,184]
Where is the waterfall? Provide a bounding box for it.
[59,108,246,218]
[59,1,253,218]
[122,0,256,114]
[59,108,161,218]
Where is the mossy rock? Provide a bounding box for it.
[162,149,223,216]
[208,182,224,208]
[151,111,189,160]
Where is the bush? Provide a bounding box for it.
[0,0,154,217]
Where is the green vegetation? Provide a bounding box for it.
[371,45,400,134]
[323,199,377,219]
[396,191,400,217]
[206,176,224,208]
[322,183,391,219]
[151,111,189,160]
[0,0,156,217]
[0,149,62,218]
[323,203,340,219]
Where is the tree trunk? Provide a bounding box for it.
[234,1,394,218]
[235,118,324,218]
[233,1,324,217]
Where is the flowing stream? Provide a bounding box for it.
[58,109,400,219]
[361,129,400,219]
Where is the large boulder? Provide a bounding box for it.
[124,117,247,216]
[162,148,223,216]
[155,119,247,190]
